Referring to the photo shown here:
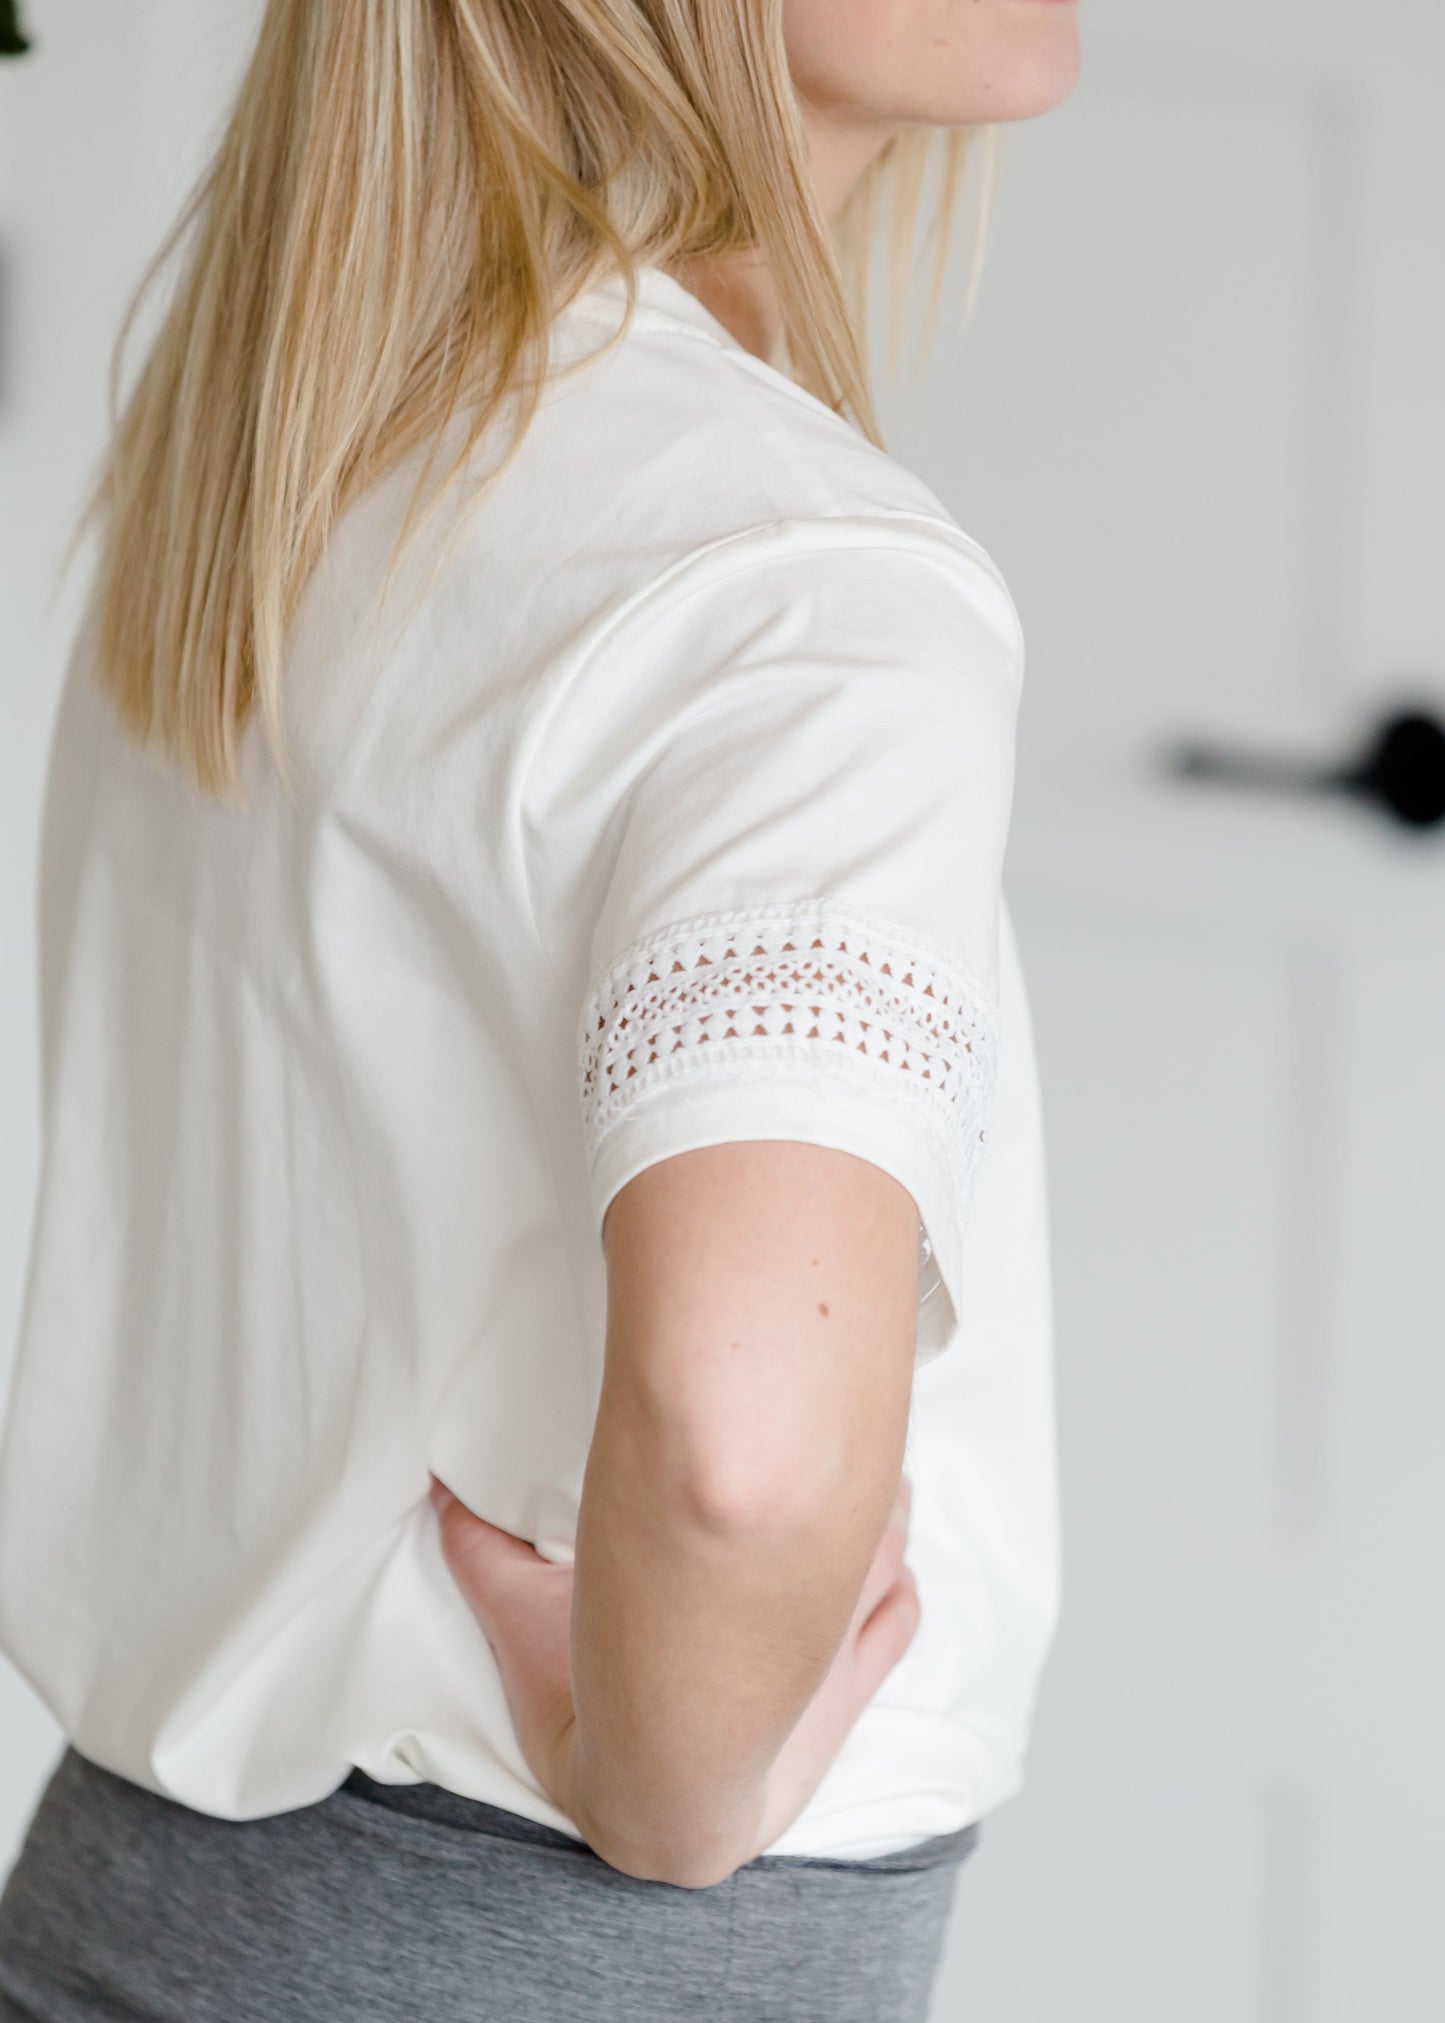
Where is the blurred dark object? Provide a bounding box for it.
[0,1,30,58]
[1170,706,1445,831]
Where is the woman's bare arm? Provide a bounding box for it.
[434,1137,923,1886]
[562,1138,921,1884]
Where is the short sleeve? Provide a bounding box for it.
[554,519,1023,1366]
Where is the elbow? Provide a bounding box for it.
[670,1442,848,1543]
[568,1774,758,1891]
[585,1827,748,1892]
[653,1853,745,1891]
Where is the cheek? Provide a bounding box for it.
[783,0,916,115]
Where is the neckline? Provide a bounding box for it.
[565,262,863,442]
[568,263,749,355]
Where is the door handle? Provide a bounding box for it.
[0,3,30,58]
[1168,707,1445,831]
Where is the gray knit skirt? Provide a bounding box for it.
[0,1747,974,2021]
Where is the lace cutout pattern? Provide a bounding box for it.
[579,903,997,1183]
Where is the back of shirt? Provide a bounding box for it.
[0,267,1058,1858]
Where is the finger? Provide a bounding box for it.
[436,1510,546,1589]
[851,1493,910,1630]
[430,1477,543,1560]
[430,1482,551,1605]
[850,1570,921,1698]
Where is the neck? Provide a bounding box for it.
[671,106,896,362]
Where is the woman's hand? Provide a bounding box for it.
[750,1475,920,1853]
[429,1472,920,1866]
[429,1477,580,1811]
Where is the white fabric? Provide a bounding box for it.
[0,266,1059,1857]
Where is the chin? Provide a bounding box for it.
[918,24,1083,128]
[977,43,1082,124]
[789,2,1083,132]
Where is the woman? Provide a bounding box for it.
[0,2,1078,2017]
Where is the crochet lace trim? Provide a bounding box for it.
[579,904,997,1189]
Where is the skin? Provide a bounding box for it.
[691,0,1084,355]
[434,1,1082,1890]
[435,1145,922,1884]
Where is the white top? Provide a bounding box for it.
[0,266,1058,1858]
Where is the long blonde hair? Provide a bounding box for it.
[91,0,986,799]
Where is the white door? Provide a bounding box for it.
[894,5,1445,2018]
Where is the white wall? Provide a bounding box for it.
[0,0,261,1848]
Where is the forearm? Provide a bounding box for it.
[553,1143,921,1886]
[561,1381,905,1888]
